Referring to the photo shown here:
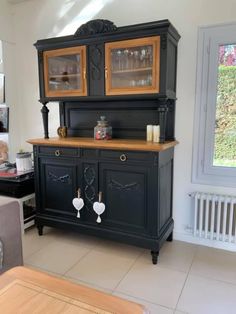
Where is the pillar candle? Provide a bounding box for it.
[146,125,153,141]
[153,125,160,143]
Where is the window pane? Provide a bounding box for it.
[213,44,236,167]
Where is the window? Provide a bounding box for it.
[192,23,236,187]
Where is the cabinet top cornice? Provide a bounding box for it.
[28,137,178,152]
[34,19,180,50]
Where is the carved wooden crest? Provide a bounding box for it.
[74,19,117,37]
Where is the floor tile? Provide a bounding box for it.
[177,274,236,314]
[63,276,113,294]
[22,227,57,259]
[24,264,64,278]
[94,238,144,260]
[113,291,174,314]
[190,245,236,285]
[139,240,197,273]
[116,259,187,308]
[65,250,136,290]
[55,231,102,250]
[25,240,90,275]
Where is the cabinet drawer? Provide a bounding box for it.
[38,146,79,157]
[100,149,152,162]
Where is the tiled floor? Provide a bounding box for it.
[23,227,236,314]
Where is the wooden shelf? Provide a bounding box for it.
[28,137,178,152]
[111,67,152,74]
[49,73,80,78]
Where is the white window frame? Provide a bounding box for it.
[192,22,236,187]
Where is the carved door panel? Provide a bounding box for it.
[80,161,99,223]
[99,163,151,234]
[39,157,80,218]
[88,44,105,96]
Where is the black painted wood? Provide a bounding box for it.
[38,157,79,218]
[99,162,150,234]
[59,99,174,140]
[151,251,159,264]
[88,43,105,96]
[35,19,180,102]
[41,103,49,139]
[32,19,179,264]
[34,145,174,263]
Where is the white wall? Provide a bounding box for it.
[0,0,17,161]
[8,0,236,243]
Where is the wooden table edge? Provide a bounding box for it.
[0,266,149,314]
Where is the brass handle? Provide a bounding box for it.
[105,67,108,79]
[120,154,127,162]
[83,69,86,80]
[55,150,60,157]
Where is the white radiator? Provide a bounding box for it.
[191,192,236,243]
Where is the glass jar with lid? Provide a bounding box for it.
[94,116,112,140]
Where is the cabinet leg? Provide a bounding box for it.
[37,225,44,236]
[151,251,159,264]
[167,232,173,242]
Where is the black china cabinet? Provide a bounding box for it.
[29,19,180,264]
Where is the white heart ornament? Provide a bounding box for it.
[93,202,105,223]
[72,197,84,218]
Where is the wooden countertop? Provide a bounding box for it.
[28,137,178,152]
[0,267,147,314]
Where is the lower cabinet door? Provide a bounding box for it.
[38,157,79,218]
[99,162,151,234]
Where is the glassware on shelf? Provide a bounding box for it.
[105,36,160,95]
[129,51,134,69]
[116,50,122,70]
[146,46,153,67]
[140,48,146,67]
[133,50,140,68]
[94,116,112,140]
[123,49,129,69]
[44,45,87,97]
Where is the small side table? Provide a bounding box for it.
[0,193,35,234]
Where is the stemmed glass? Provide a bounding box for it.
[124,49,129,69]
[140,49,147,67]
[147,46,153,67]
[116,50,122,70]
[134,50,140,68]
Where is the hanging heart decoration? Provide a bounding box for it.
[72,188,84,218]
[93,192,105,223]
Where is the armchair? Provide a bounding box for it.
[0,198,23,274]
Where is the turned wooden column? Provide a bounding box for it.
[41,102,49,139]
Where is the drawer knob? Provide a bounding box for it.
[120,154,127,162]
[55,150,60,157]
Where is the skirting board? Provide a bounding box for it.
[173,231,236,252]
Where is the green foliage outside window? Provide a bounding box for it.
[214,66,236,167]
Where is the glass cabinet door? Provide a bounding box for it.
[105,36,160,95]
[43,46,87,97]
